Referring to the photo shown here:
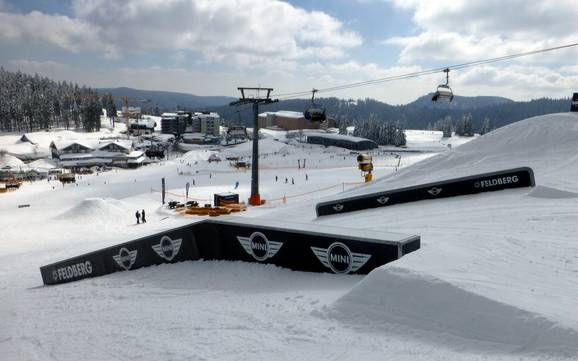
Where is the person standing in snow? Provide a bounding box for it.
[291,177,294,185]
[235,181,239,189]
[136,210,141,224]
[141,209,146,223]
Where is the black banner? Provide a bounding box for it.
[194,218,419,275]
[316,167,535,217]
[40,224,199,285]
[40,218,420,285]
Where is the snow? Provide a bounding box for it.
[0,153,25,168]
[404,129,477,151]
[1,112,578,360]
[26,158,58,170]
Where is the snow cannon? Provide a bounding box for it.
[357,154,373,182]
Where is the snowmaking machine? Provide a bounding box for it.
[357,153,374,183]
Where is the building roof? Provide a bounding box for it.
[306,133,376,144]
[59,149,143,160]
[258,110,304,119]
[97,141,132,151]
[50,140,94,151]
[194,112,220,119]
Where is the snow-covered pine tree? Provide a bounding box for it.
[480,117,491,135]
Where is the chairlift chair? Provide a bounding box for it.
[432,68,454,103]
[304,89,327,122]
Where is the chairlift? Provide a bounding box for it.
[432,68,454,102]
[304,89,327,122]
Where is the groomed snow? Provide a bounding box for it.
[1,113,577,360]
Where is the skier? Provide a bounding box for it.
[291,177,294,185]
[136,210,141,224]
[235,181,239,189]
[275,175,278,182]
[305,173,308,181]
[285,177,288,184]
[141,209,146,223]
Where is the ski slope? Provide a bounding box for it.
[1,113,578,360]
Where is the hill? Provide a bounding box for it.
[408,93,513,109]
[211,96,570,132]
[97,87,235,110]
[266,112,578,353]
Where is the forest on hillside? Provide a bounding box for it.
[0,68,116,133]
[213,96,570,132]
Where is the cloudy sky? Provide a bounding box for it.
[1,0,577,104]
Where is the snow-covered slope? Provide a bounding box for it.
[1,113,577,360]
[341,112,578,195]
[303,113,578,353]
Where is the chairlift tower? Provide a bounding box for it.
[230,87,278,206]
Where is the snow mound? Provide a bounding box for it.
[329,267,578,356]
[27,158,57,170]
[54,197,132,223]
[181,149,219,162]
[338,112,578,198]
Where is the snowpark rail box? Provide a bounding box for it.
[316,167,535,217]
[40,218,420,285]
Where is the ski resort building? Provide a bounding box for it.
[161,112,188,135]
[161,111,221,138]
[306,133,378,150]
[191,112,221,136]
[49,140,145,168]
[128,118,157,135]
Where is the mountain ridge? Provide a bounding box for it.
[97,87,235,109]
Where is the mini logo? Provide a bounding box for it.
[237,232,283,261]
[113,247,137,270]
[311,242,371,274]
[427,187,442,196]
[332,204,344,212]
[152,236,182,261]
[376,196,389,205]
[474,181,480,188]
[52,270,58,281]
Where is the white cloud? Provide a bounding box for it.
[385,0,578,63]
[0,11,111,53]
[0,0,361,65]
[383,0,578,100]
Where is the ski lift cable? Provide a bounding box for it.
[273,42,578,100]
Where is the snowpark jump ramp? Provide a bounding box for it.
[316,167,535,217]
[40,217,420,285]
